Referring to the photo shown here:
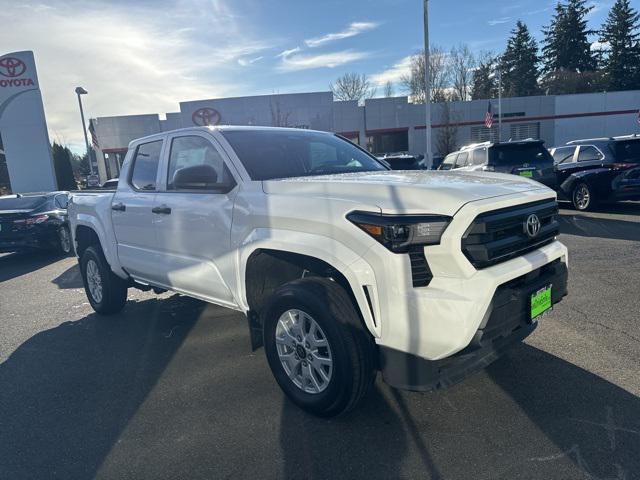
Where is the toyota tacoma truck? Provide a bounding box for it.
[69,126,568,417]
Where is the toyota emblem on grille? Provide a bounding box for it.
[525,213,541,238]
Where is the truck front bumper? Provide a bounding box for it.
[378,259,568,391]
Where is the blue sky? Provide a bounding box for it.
[0,0,613,150]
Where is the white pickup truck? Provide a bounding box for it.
[69,126,568,416]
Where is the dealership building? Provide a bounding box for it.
[90,89,640,183]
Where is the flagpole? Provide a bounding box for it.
[497,67,502,143]
[423,0,432,167]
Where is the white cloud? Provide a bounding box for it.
[304,22,379,48]
[238,56,264,67]
[278,49,369,71]
[487,17,512,26]
[0,0,269,150]
[370,56,413,87]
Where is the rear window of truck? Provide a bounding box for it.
[614,140,640,163]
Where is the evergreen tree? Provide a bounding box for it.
[599,0,640,91]
[500,21,540,97]
[471,53,497,100]
[51,142,77,191]
[542,0,596,74]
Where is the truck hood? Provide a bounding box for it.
[262,170,550,215]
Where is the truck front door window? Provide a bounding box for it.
[167,135,234,190]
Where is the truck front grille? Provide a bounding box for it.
[461,199,559,269]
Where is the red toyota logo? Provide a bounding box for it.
[192,107,221,126]
[0,57,27,78]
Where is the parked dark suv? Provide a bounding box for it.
[550,135,640,210]
[438,139,557,188]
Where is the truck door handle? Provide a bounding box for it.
[152,205,172,215]
[111,203,126,212]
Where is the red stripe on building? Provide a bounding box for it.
[414,108,640,130]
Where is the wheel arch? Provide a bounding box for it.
[241,243,379,345]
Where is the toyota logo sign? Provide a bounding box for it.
[0,57,27,78]
[192,107,221,126]
[525,213,541,238]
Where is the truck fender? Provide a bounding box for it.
[236,228,380,338]
[73,213,128,279]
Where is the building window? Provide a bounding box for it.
[510,122,540,141]
[470,126,498,143]
[366,130,408,154]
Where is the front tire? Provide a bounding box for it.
[263,277,376,417]
[572,182,595,211]
[80,245,128,314]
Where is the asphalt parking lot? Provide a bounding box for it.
[1,202,639,480]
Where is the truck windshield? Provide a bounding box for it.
[488,143,552,166]
[0,195,47,210]
[614,140,640,163]
[221,130,388,180]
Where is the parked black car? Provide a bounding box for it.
[0,191,71,254]
[550,135,640,210]
[438,139,557,188]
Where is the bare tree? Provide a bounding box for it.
[400,46,450,103]
[449,44,476,101]
[436,102,460,155]
[330,72,376,103]
[269,99,291,127]
[384,80,394,97]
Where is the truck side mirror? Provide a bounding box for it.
[172,165,218,190]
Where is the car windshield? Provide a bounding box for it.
[221,130,388,180]
[489,143,553,165]
[0,195,48,210]
[614,140,640,162]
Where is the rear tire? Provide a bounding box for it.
[263,277,376,417]
[80,245,128,315]
[57,225,72,256]
[572,182,595,211]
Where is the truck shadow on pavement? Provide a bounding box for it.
[278,343,640,480]
[0,294,204,480]
[1,296,639,479]
[51,263,84,289]
[557,214,640,242]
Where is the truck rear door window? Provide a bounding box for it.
[130,140,163,191]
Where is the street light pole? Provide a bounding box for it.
[497,67,502,143]
[75,86,93,175]
[423,0,433,167]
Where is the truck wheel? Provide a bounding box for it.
[262,277,376,417]
[57,225,72,256]
[572,182,595,211]
[80,245,128,315]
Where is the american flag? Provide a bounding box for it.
[88,120,99,149]
[485,102,493,129]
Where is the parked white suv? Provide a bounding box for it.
[69,126,568,416]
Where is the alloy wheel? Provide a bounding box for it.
[275,309,333,394]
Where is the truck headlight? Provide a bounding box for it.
[347,211,451,253]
